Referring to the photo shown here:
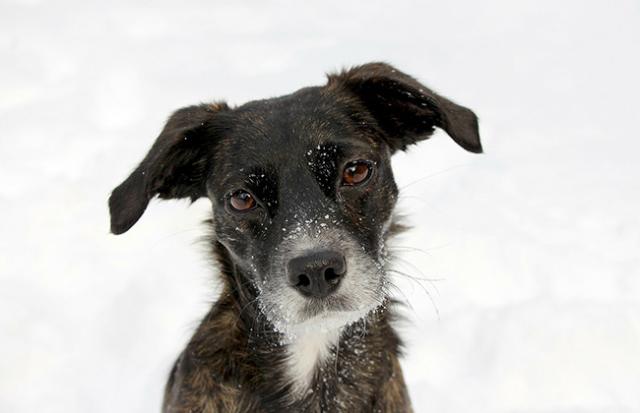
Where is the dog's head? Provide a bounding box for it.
[109,63,481,336]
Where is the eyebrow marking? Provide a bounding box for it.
[305,142,340,199]
[244,166,279,213]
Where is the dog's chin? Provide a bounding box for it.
[269,294,385,340]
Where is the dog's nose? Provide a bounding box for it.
[287,250,346,298]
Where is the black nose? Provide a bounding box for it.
[287,250,347,298]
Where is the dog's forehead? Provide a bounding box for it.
[209,88,383,196]
[223,87,367,158]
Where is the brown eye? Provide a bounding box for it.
[229,190,256,212]
[342,160,372,186]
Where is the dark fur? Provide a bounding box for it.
[109,63,481,412]
[162,241,410,413]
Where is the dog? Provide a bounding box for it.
[109,62,481,412]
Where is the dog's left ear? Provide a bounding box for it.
[109,102,228,235]
[327,62,482,153]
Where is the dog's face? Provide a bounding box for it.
[109,63,481,336]
[208,89,400,334]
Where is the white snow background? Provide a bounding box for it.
[1,0,639,412]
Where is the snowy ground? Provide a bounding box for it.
[1,0,639,412]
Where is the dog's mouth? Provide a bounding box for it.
[256,274,387,333]
[276,271,387,335]
[286,295,387,336]
[299,293,356,317]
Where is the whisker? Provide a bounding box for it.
[387,255,444,284]
[386,280,417,315]
[387,245,434,258]
[238,295,261,319]
[387,269,440,320]
[395,194,429,204]
[398,164,470,191]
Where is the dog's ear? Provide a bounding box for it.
[327,62,481,153]
[109,102,229,235]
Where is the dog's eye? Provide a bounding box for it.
[229,190,256,212]
[342,160,372,186]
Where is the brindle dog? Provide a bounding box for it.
[109,63,481,412]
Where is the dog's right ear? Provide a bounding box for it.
[109,102,229,235]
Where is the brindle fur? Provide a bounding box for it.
[163,241,412,413]
[109,62,481,413]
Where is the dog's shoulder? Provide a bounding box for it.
[161,293,262,413]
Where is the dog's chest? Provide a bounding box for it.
[284,329,340,394]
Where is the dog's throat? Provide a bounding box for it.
[284,328,340,394]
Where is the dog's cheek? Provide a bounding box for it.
[213,216,254,260]
[343,186,395,255]
[378,180,398,224]
[226,218,282,282]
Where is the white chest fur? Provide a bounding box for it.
[285,329,340,393]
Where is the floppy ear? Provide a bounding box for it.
[327,62,481,153]
[108,102,229,235]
